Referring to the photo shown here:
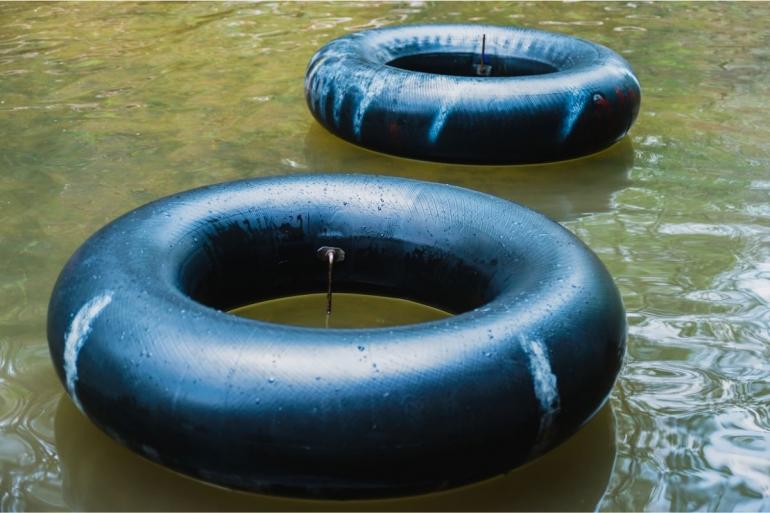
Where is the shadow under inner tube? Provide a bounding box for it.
[54,396,617,511]
[47,174,626,499]
[303,124,635,223]
[305,24,641,164]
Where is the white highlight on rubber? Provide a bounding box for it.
[560,90,588,142]
[63,292,113,412]
[427,82,468,144]
[521,336,561,450]
[352,73,389,140]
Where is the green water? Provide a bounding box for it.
[1,1,769,511]
[231,293,451,329]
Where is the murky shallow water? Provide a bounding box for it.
[231,293,450,329]
[1,1,769,511]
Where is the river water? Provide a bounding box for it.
[1,2,769,511]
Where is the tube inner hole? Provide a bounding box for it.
[387,52,558,77]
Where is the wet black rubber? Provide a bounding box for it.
[305,24,641,164]
[47,174,626,499]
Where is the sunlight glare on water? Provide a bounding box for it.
[1,2,770,511]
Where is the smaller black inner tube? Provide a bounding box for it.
[387,52,559,77]
[305,24,641,164]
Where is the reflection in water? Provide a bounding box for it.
[55,396,616,511]
[304,123,634,222]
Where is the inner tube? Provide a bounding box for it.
[47,174,626,499]
[305,24,641,164]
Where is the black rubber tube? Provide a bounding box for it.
[47,174,626,499]
[305,24,641,164]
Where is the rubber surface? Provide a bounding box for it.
[47,174,626,499]
[305,24,641,164]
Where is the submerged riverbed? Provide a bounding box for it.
[1,2,769,511]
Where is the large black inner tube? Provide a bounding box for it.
[305,24,641,164]
[47,174,626,499]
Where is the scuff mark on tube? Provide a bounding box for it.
[352,72,390,140]
[560,90,589,142]
[63,291,113,412]
[521,336,561,452]
[428,82,468,144]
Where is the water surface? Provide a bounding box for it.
[1,2,770,511]
[231,293,450,328]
